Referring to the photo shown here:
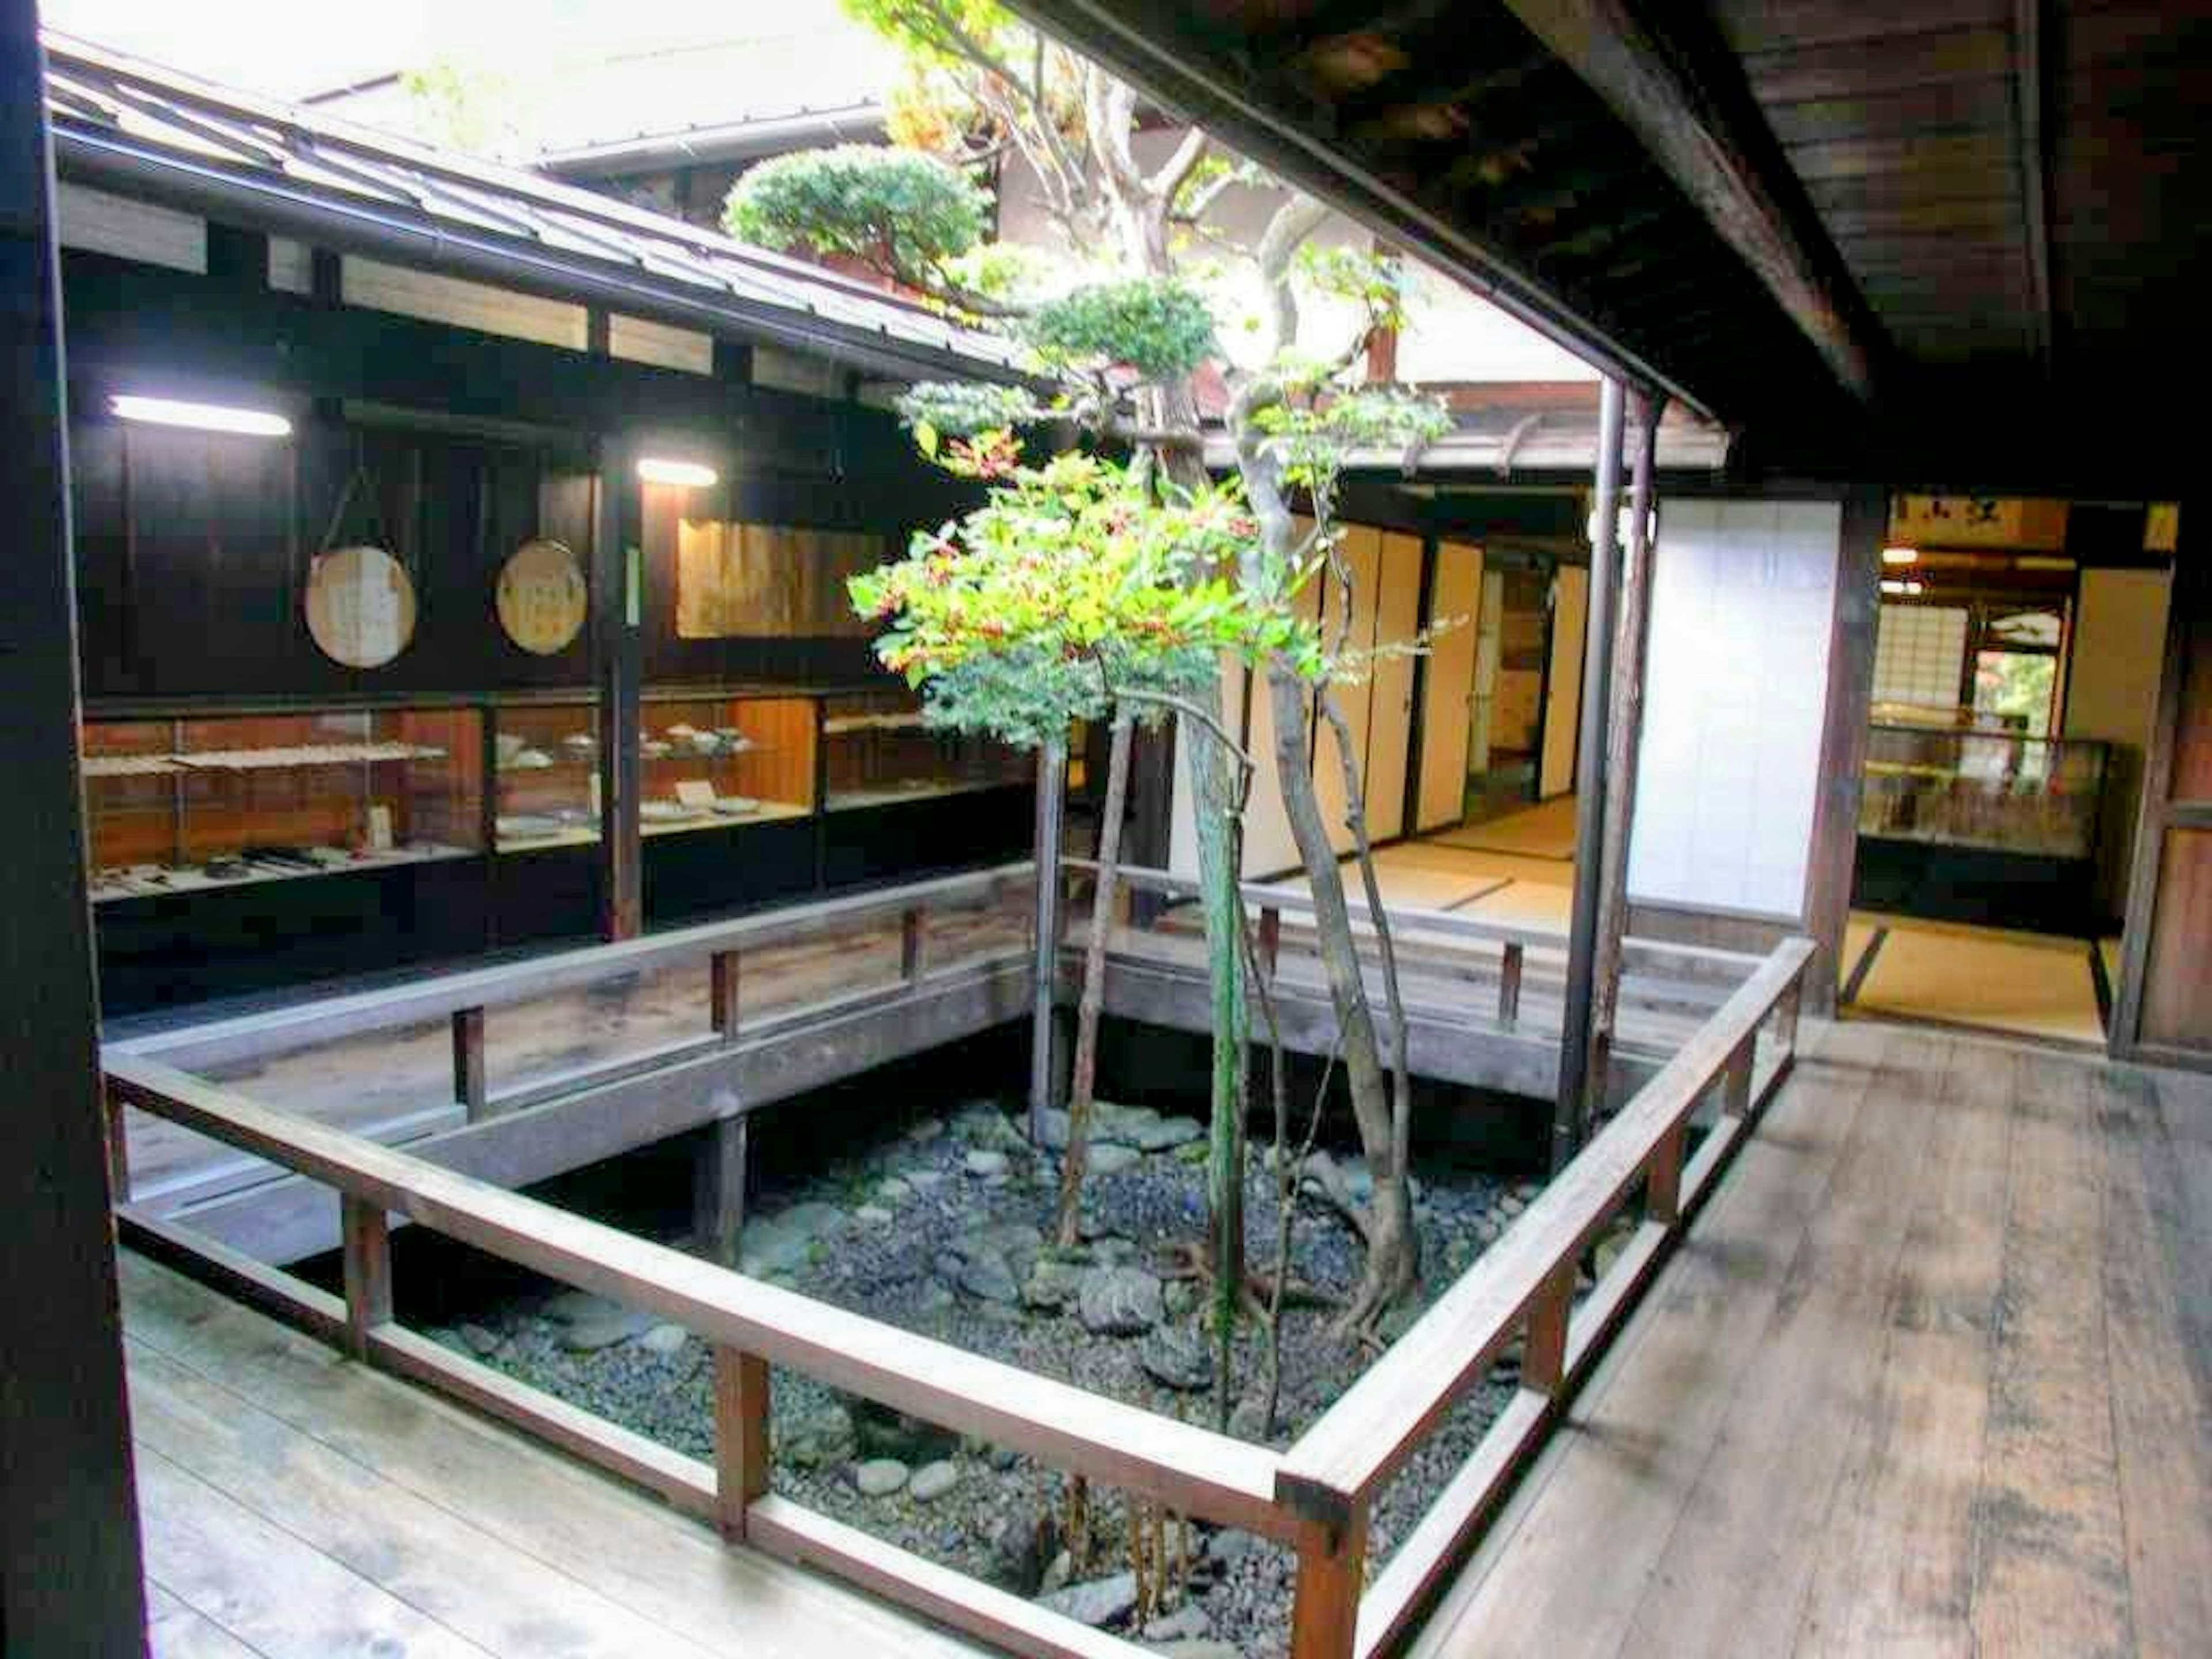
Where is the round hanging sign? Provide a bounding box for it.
[305,544,417,669]
[495,537,589,656]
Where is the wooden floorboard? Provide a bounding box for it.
[121,1251,982,1659]
[1407,1021,2212,1659]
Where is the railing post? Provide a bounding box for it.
[1498,941,1525,1026]
[1289,1508,1369,1659]
[1722,1035,1755,1119]
[340,1194,393,1361]
[711,949,741,1040]
[1647,1122,1685,1229]
[900,906,925,983]
[104,1082,131,1204]
[1774,975,1804,1057]
[1260,906,1282,980]
[1523,1260,1576,1397]
[696,1092,747,1269]
[452,1006,487,1120]
[713,1346,771,1541]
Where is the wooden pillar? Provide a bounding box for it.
[713,1347,771,1540]
[1552,378,1626,1172]
[592,437,642,940]
[0,11,149,1646]
[710,949,741,1039]
[1522,1261,1577,1395]
[1028,737,1067,1141]
[1498,940,1525,1025]
[1288,1509,1369,1659]
[451,1005,487,1119]
[696,1095,748,1268]
[1585,390,1662,1115]
[340,1195,394,1360]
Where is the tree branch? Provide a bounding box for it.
[1149,128,1210,207]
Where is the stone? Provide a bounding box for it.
[906,1116,945,1142]
[1174,1139,1212,1166]
[874,1176,912,1202]
[1078,1267,1165,1336]
[855,1205,894,1227]
[968,1219,1046,1257]
[738,1201,845,1275]
[1023,1258,1089,1311]
[908,1460,961,1503]
[638,1323,689,1357]
[854,1400,957,1464]
[559,1306,657,1353]
[1139,1326,1215,1392]
[1228,1397,1271,1442]
[458,1322,502,1357]
[1037,1550,1073,1597]
[1157,1642,1242,1659]
[1163,1279,1199,1319]
[1092,1101,1162,1145]
[1040,1571,1138,1627]
[1143,1607,1211,1642]
[1035,1107,1072,1151]
[851,1459,910,1498]
[954,1105,1025,1151]
[1206,1529,1259,1566]
[959,1252,1022,1305]
[1134,1115,1204,1152]
[781,1400,855,1469]
[987,1505,1060,1594]
[1088,1143,1142,1176]
[912,1283,957,1318]
[906,1169,948,1192]
[1090,1236,1139,1266]
[1499,1192,1527,1217]
[964,1149,1010,1178]
[934,1251,967,1282]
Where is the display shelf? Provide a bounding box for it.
[493,698,601,854]
[88,840,475,904]
[824,777,1029,813]
[637,690,819,826]
[1857,724,2106,861]
[820,687,1028,810]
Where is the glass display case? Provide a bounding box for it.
[637,689,819,835]
[821,687,1031,812]
[81,705,483,904]
[1858,723,2108,861]
[492,697,602,852]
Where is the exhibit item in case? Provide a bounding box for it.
[81,704,482,902]
[305,544,418,668]
[495,538,589,656]
[821,687,1030,811]
[637,690,819,832]
[492,698,603,850]
[1857,722,2108,861]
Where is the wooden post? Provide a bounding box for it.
[1774,976,1804,1057]
[900,906,925,983]
[696,1096,747,1268]
[1523,1260,1576,1396]
[1028,738,1068,1143]
[105,1086,132,1204]
[1586,389,1662,1120]
[592,436,643,941]
[1259,905,1282,980]
[341,1195,393,1359]
[711,949,741,1039]
[1498,941,1525,1025]
[0,12,150,1638]
[1647,1122,1686,1228]
[1289,1508,1369,1659]
[1553,377,1627,1172]
[713,1346,771,1541]
[451,1005,487,1119]
[1721,1036,1755,1119]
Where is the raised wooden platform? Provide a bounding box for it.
[1406,1018,2212,1657]
[125,1249,982,1659]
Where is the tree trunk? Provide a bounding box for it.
[1058,707,1134,1247]
[1264,663,1420,1332]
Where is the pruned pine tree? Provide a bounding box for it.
[731,0,1449,1342]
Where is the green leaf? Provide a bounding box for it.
[914,419,940,458]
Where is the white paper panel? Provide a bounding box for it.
[1417,541,1483,830]
[1363,532,1425,842]
[1627,499,1841,920]
[1313,526,1382,855]
[1539,564,1588,799]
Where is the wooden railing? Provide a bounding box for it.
[108,927,1813,1659]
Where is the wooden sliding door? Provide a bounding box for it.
[1313,526,1382,855]
[1418,540,1483,831]
[1362,532,1425,842]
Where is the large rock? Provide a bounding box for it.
[782,1400,856,1469]
[1139,1326,1215,1392]
[1035,1107,1073,1151]
[544,1293,657,1353]
[638,1322,690,1357]
[959,1251,1022,1305]
[738,1201,844,1276]
[851,1459,910,1498]
[1088,1143,1142,1176]
[1078,1267,1165,1336]
[909,1460,961,1503]
[1091,1102,1162,1147]
[964,1149,1010,1178]
[1039,1571,1137,1627]
[1023,1258,1089,1312]
[1134,1115,1204,1153]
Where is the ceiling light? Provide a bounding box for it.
[1881,546,1918,565]
[637,457,719,488]
[1880,578,1925,597]
[111,394,291,437]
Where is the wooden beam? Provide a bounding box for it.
[340,1195,393,1359]
[593,437,643,941]
[0,9,148,1645]
[1497,0,1878,402]
[2013,0,2055,373]
[694,1105,747,1270]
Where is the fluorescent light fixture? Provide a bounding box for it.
[1585,504,1659,547]
[1880,578,1925,597]
[111,394,291,437]
[1881,546,1919,566]
[637,457,719,487]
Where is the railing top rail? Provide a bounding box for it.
[1274,935,1816,1523]
[103,1050,1298,1544]
[109,860,1037,1075]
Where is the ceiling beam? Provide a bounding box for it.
[1495,0,1881,402]
[2014,0,2056,373]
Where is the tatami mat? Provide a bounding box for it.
[1429,795,1580,860]
[1255,858,1508,914]
[1843,912,2105,1046]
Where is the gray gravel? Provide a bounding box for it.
[430,1097,1550,1658]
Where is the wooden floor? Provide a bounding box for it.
[1410,1017,2212,1658]
[124,1249,980,1659]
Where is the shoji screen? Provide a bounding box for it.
[1627,499,1842,919]
[1313,525,1384,855]
[1418,540,1483,830]
[1539,565,1588,798]
[1362,532,1425,842]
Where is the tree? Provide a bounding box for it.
[731,0,1448,1340]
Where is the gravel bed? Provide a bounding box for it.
[426,1099,1560,1658]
